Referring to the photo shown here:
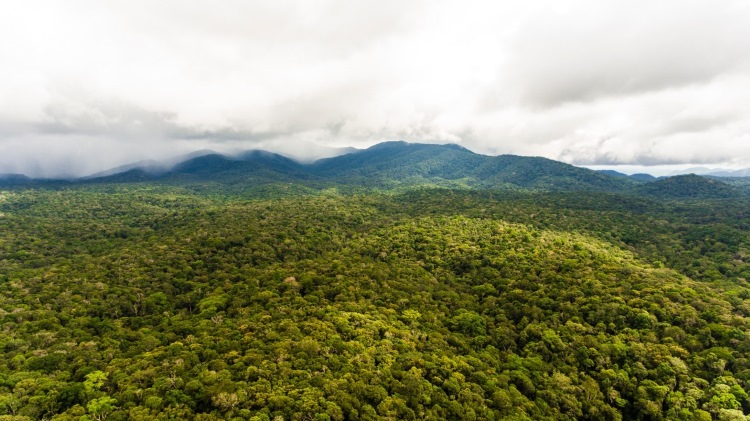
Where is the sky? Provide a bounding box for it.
[2,0,750,177]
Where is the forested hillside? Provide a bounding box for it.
[3,143,747,202]
[635,175,740,199]
[2,185,750,420]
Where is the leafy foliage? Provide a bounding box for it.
[2,185,750,419]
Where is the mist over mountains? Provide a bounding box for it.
[2,141,748,200]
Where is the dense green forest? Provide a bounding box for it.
[2,182,750,420]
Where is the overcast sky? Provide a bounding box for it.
[2,0,750,177]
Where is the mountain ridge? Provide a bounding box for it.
[2,141,746,198]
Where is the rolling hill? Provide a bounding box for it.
[635,174,740,199]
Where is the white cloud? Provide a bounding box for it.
[1,0,750,177]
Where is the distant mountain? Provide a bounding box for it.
[162,149,330,178]
[0,173,30,182]
[85,150,311,186]
[0,173,71,188]
[278,145,360,163]
[310,141,484,183]
[629,173,657,182]
[670,167,714,176]
[311,141,635,191]
[80,141,636,192]
[598,170,655,182]
[598,170,629,178]
[233,150,308,174]
[86,159,170,179]
[15,142,740,196]
[635,174,742,199]
[665,167,750,178]
[87,168,158,184]
[472,155,633,191]
[169,153,244,175]
[706,168,750,177]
